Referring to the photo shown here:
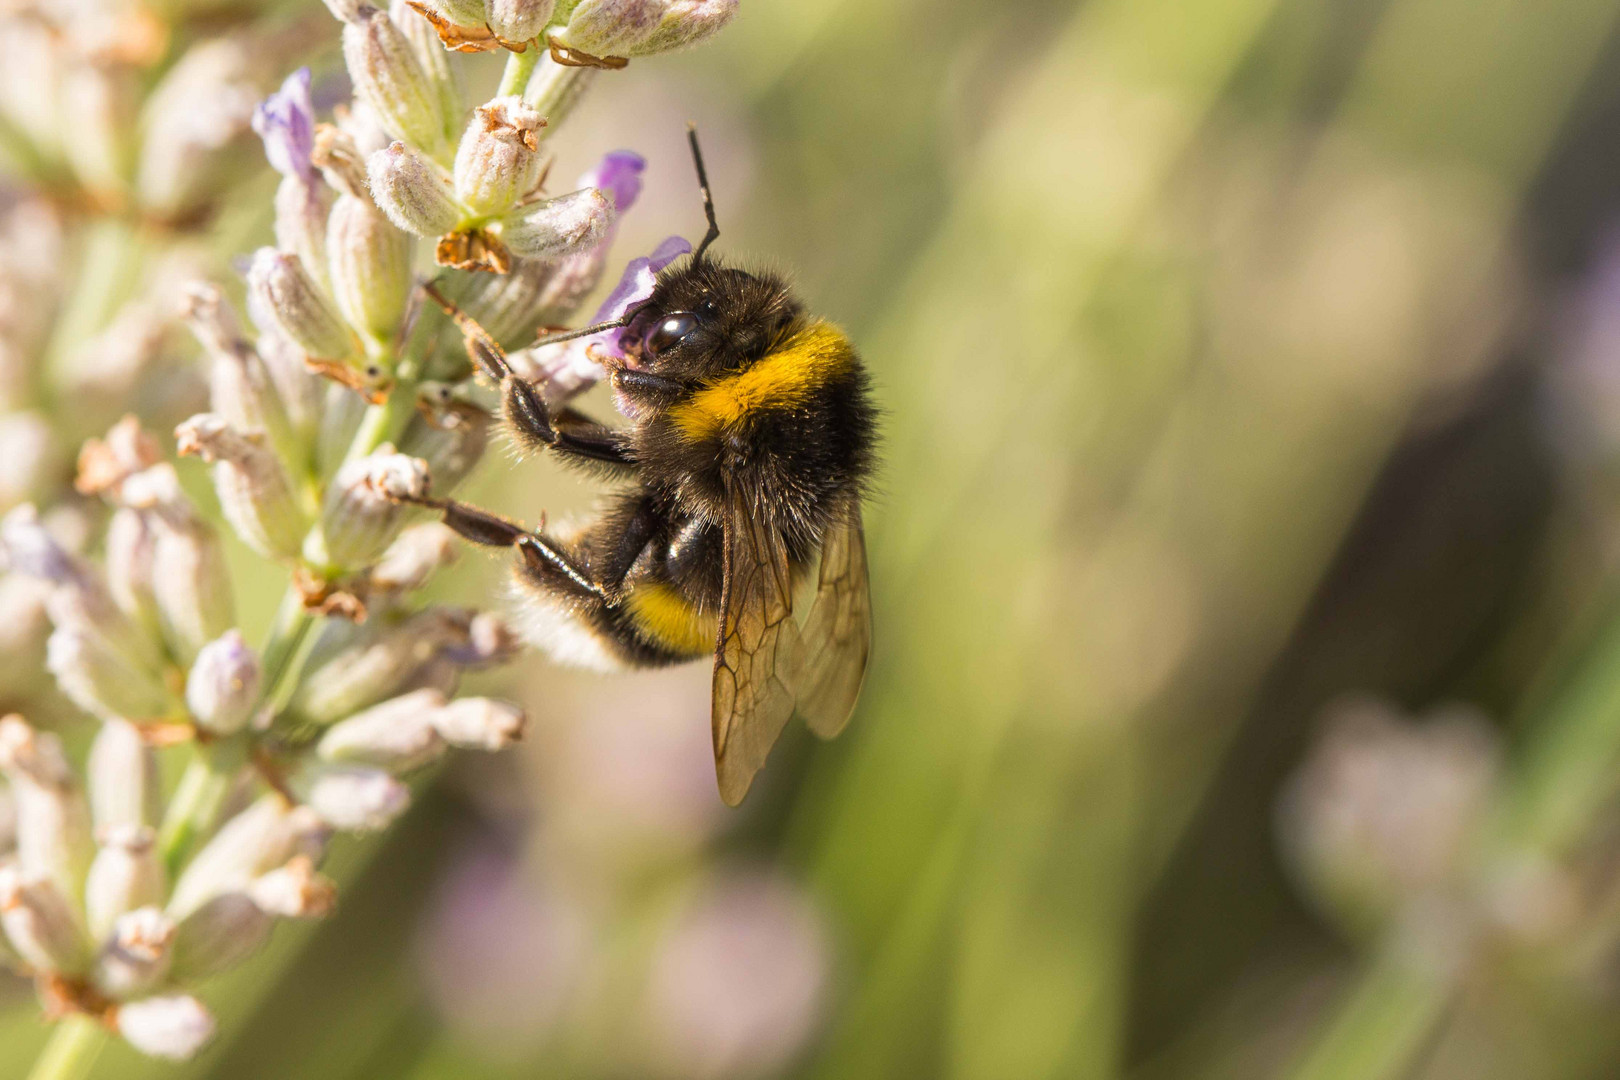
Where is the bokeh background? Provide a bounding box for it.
[17,0,1620,1077]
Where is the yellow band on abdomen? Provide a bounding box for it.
[624,582,718,657]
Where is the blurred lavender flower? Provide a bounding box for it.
[1278,697,1501,936]
[641,870,829,1080]
[417,842,592,1054]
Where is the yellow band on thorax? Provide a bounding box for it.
[669,321,854,441]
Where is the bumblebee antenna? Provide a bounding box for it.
[687,124,720,262]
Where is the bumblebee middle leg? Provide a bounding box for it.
[400,495,606,600]
[400,494,659,604]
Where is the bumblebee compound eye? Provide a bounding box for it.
[645,312,698,356]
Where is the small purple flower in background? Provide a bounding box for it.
[251,68,317,183]
[416,842,592,1056]
[641,869,830,1080]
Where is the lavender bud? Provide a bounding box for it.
[449,255,564,347]
[95,907,175,999]
[551,0,737,58]
[367,142,464,238]
[369,523,458,593]
[308,448,429,571]
[297,766,411,832]
[169,797,331,919]
[315,383,367,476]
[248,309,326,440]
[0,574,52,697]
[398,397,490,493]
[317,689,449,771]
[47,626,175,722]
[312,123,373,200]
[389,0,464,131]
[0,412,60,514]
[0,718,95,909]
[247,248,356,361]
[497,187,614,259]
[323,0,367,19]
[59,65,137,208]
[295,608,476,722]
[326,193,413,343]
[135,37,266,221]
[183,283,298,458]
[486,0,556,42]
[88,720,159,833]
[454,97,546,217]
[175,415,307,561]
[132,474,234,666]
[186,631,262,736]
[2,505,164,673]
[431,697,525,751]
[0,867,90,975]
[411,0,490,27]
[115,994,216,1061]
[104,509,159,632]
[277,176,338,295]
[167,893,271,981]
[85,826,166,942]
[247,855,337,918]
[253,68,319,184]
[632,0,740,54]
[342,7,451,160]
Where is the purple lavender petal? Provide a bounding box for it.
[578,150,646,213]
[252,68,316,183]
[589,234,693,356]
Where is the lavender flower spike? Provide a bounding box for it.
[252,68,318,183]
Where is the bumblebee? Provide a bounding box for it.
[411,131,877,806]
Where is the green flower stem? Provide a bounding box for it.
[1284,942,1451,1080]
[259,585,317,711]
[523,55,594,122]
[498,45,542,98]
[26,1015,109,1080]
[1495,600,1620,856]
[157,738,247,876]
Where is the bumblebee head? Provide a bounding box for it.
[609,262,802,414]
[602,127,804,420]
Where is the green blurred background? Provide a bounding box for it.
[24,0,1620,1076]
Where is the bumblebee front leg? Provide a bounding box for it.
[422,283,634,469]
[399,495,607,600]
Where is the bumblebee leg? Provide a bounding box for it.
[422,282,634,468]
[517,535,607,599]
[396,492,611,600]
[396,494,532,548]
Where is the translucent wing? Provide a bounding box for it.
[711,478,801,807]
[795,502,871,739]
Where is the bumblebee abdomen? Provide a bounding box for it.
[624,581,717,657]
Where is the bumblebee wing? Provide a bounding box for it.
[795,501,871,739]
[711,477,801,807]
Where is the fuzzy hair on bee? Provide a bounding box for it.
[404,128,877,806]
